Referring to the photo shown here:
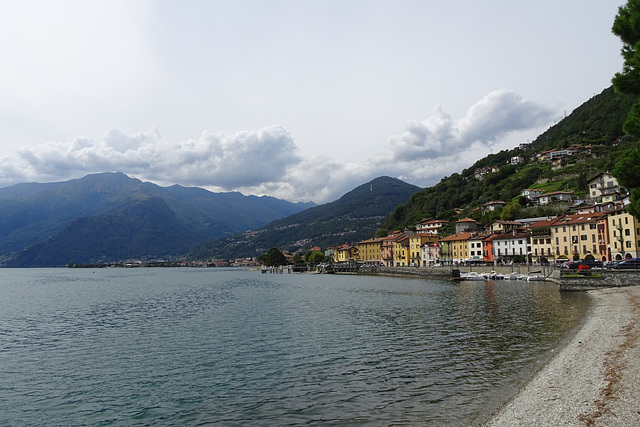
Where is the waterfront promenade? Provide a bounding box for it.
[483,286,640,426]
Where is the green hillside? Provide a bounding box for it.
[378,86,639,235]
[188,176,420,259]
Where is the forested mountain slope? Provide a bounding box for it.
[378,86,639,235]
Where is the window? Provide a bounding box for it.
[625,229,631,236]
[592,235,596,242]
[581,225,585,231]
[533,239,538,244]
[583,245,587,253]
[626,241,632,248]
[564,236,568,242]
[590,224,597,229]
[572,236,578,244]
[581,235,587,241]
[556,237,559,245]
[546,238,551,244]
[572,226,576,232]
[564,246,568,255]
[518,240,523,244]
[593,245,597,253]
[626,217,629,225]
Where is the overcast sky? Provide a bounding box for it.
[0,0,626,203]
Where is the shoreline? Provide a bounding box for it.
[481,285,640,427]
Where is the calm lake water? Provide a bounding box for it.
[0,268,590,426]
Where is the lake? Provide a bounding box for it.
[0,268,590,425]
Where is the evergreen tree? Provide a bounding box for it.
[612,0,640,219]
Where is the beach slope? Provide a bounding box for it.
[483,286,640,427]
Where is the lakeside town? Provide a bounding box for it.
[331,171,636,268]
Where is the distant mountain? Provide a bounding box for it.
[0,172,314,267]
[188,176,421,259]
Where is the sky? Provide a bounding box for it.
[0,0,627,204]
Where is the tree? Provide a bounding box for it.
[500,202,521,220]
[612,0,640,219]
[258,247,287,266]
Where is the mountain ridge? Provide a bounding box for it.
[188,176,421,260]
[0,172,314,266]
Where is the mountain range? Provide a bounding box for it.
[0,172,314,267]
[1,85,636,267]
[188,176,421,260]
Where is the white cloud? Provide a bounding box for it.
[0,90,558,204]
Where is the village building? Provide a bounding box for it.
[607,208,640,260]
[409,233,439,266]
[394,235,410,266]
[420,242,440,267]
[439,232,472,264]
[381,231,404,267]
[528,219,556,264]
[551,213,606,261]
[481,201,506,214]
[415,218,449,235]
[511,155,524,165]
[491,231,530,263]
[521,188,544,201]
[535,191,573,206]
[490,220,522,234]
[357,238,384,263]
[467,234,487,262]
[455,218,482,233]
[482,234,495,263]
[588,172,625,201]
[334,244,358,262]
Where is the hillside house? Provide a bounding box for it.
[455,218,482,233]
[535,191,573,206]
[588,172,625,201]
[415,218,448,235]
[490,220,522,234]
[511,155,524,165]
[521,188,544,201]
[481,201,506,214]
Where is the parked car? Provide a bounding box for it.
[563,259,603,270]
[611,259,640,269]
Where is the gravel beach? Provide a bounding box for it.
[483,286,640,427]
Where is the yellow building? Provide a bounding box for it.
[551,213,606,261]
[394,235,410,266]
[334,244,358,262]
[529,219,556,264]
[439,232,472,264]
[607,207,640,260]
[409,233,439,266]
[357,238,384,263]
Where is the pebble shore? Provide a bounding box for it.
[482,286,640,427]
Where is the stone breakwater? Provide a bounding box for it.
[482,286,640,427]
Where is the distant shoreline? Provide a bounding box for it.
[481,285,640,426]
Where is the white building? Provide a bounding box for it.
[492,232,530,262]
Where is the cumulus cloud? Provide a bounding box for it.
[380,90,556,165]
[0,125,301,191]
[0,90,557,204]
